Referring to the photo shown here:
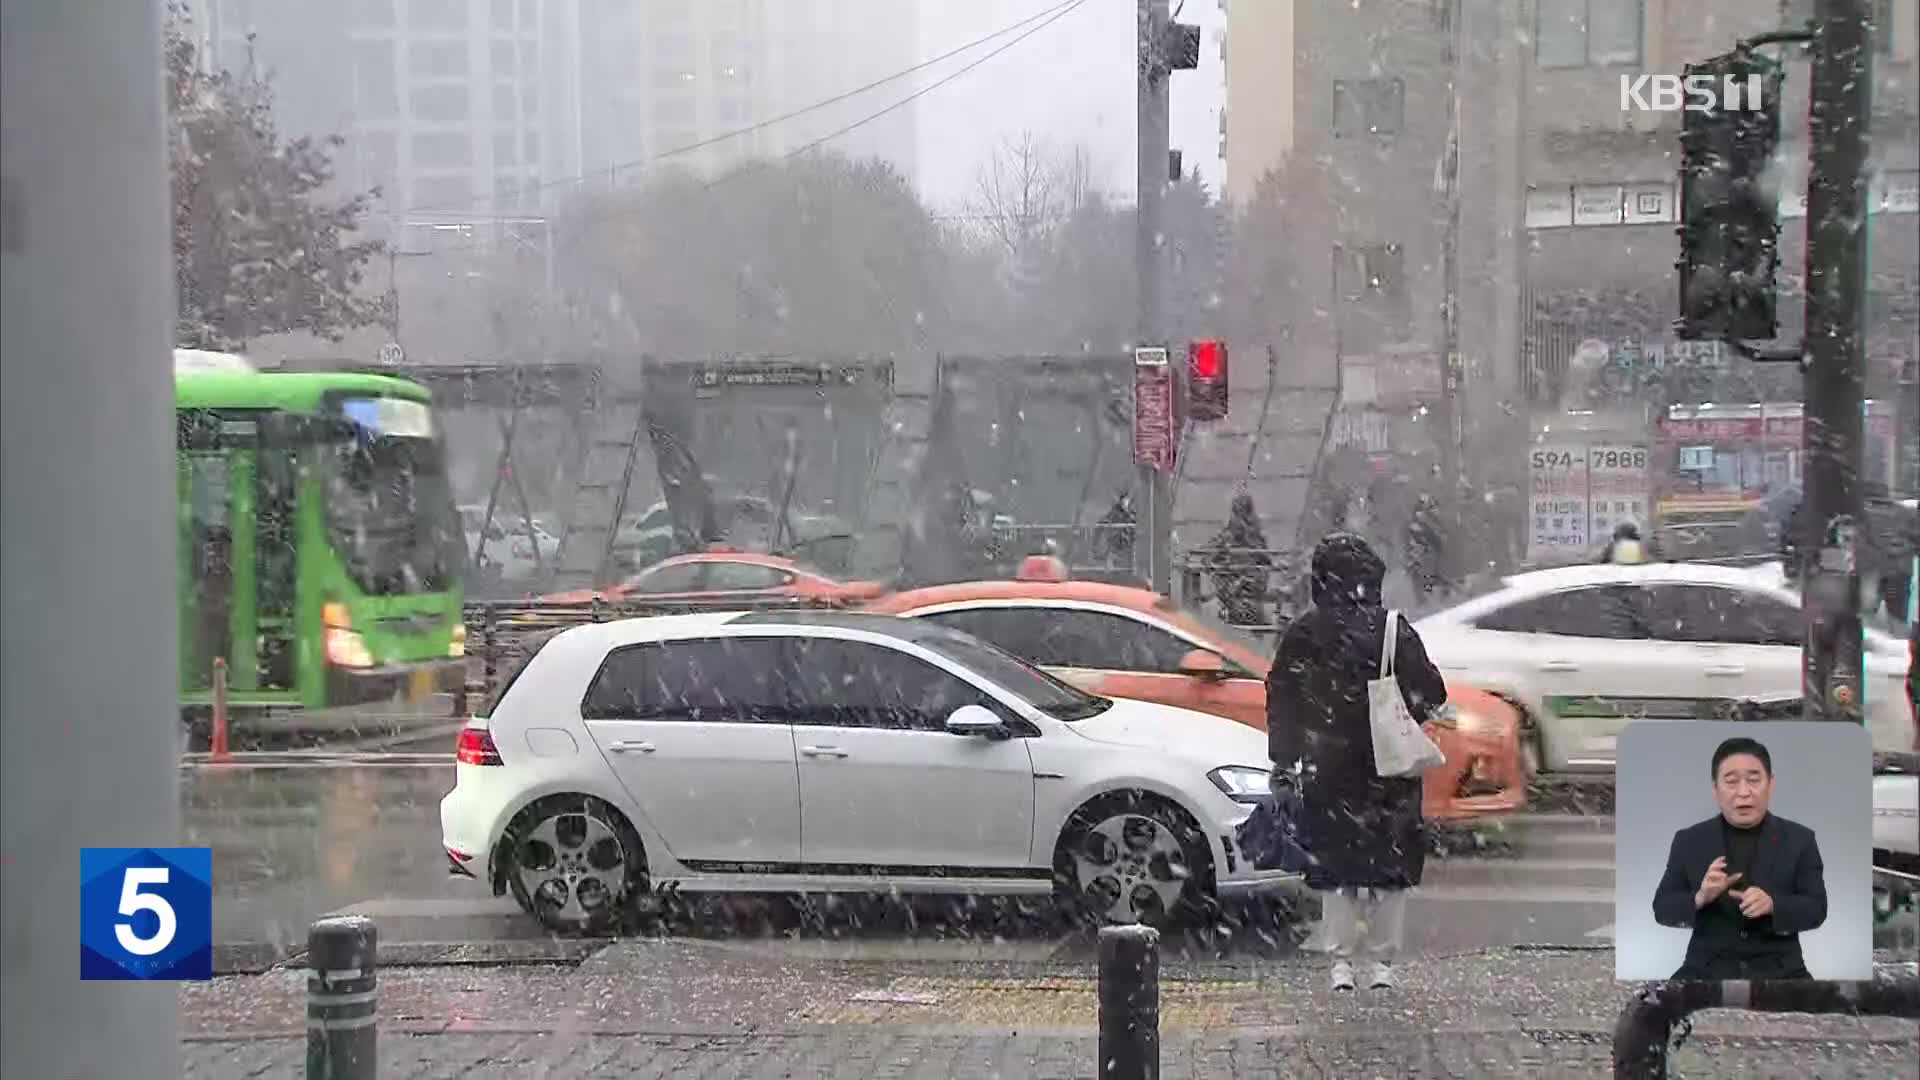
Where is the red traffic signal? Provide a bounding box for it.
[1187,339,1228,421]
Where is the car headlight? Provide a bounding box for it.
[1208,765,1272,804]
[1451,705,1507,739]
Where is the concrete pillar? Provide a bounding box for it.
[2,1,180,1076]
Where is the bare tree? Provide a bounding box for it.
[966,132,1097,260]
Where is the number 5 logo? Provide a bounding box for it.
[114,867,177,956]
[80,847,212,980]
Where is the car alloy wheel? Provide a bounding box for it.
[1058,796,1209,926]
[504,795,643,936]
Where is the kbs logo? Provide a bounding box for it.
[1619,73,1768,113]
[80,847,213,980]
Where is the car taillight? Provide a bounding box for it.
[456,727,503,766]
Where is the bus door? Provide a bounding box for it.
[179,411,300,698]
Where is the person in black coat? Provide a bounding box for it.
[1267,533,1450,992]
[1653,736,1827,979]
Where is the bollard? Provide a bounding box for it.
[1097,924,1160,1080]
[1613,977,1920,1078]
[209,657,230,762]
[306,916,378,1080]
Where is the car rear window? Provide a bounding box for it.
[479,626,564,716]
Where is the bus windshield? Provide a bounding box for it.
[321,395,465,595]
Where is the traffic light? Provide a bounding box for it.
[1187,339,1228,421]
[1677,49,1784,342]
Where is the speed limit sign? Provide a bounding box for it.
[378,342,405,366]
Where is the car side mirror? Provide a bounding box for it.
[945,704,1006,738]
[1178,649,1229,681]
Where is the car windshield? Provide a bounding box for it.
[320,402,465,595]
[1160,601,1270,664]
[921,633,1111,722]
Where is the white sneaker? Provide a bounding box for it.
[1330,961,1356,991]
[1369,962,1396,990]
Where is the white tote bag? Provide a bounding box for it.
[1369,610,1446,778]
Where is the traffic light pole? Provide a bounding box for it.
[1799,0,1872,723]
[1136,0,1174,593]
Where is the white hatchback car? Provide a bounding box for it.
[1414,562,1914,772]
[441,611,1295,934]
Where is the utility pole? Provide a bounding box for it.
[1134,0,1198,594]
[1800,0,1872,723]
[1436,0,1464,560]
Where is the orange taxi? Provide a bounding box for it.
[864,556,1528,820]
[533,549,888,609]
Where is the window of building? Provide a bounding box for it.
[410,0,468,32]
[653,96,695,126]
[1334,243,1406,306]
[356,129,398,193]
[491,40,516,79]
[352,0,392,28]
[411,174,473,209]
[410,85,469,125]
[1332,78,1404,136]
[491,0,515,29]
[1536,0,1642,68]
[354,41,399,116]
[493,131,519,167]
[413,133,472,170]
[716,95,749,126]
[410,40,469,79]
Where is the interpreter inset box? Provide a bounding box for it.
[1614,721,1872,981]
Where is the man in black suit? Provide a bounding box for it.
[1652,736,1827,979]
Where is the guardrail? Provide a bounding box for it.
[457,595,850,706]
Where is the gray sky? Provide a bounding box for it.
[908,0,1226,211]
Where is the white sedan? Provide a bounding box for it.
[440,611,1296,934]
[1414,562,1914,772]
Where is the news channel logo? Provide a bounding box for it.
[80,847,213,981]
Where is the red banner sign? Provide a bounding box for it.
[1134,351,1176,473]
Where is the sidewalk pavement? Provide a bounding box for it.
[180,943,1918,1077]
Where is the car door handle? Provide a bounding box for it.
[800,745,849,759]
[1537,660,1579,672]
[1705,665,1747,677]
[607,740,656,754]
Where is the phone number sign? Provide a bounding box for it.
[1528,443,1650,559]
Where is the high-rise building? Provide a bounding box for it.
[1223,0,1918,556]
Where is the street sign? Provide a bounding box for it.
[378,342,405,366]
[1133,348,1175,473]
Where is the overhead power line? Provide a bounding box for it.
[403,0,1083,218]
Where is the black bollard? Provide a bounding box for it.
[1097,924,1160,1080]
[306,916,377,1080]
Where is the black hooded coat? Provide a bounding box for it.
[1266,534,1449,889]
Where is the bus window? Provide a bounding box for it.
[255,435,299,690]
[183,453,232,691]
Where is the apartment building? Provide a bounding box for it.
[1223,0,1919,557]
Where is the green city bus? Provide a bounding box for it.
[176,349,467,729]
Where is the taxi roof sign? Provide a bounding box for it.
[1015,555,1070,583]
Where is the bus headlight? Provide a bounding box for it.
[449,623,467,658]
[322,602,373,668]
